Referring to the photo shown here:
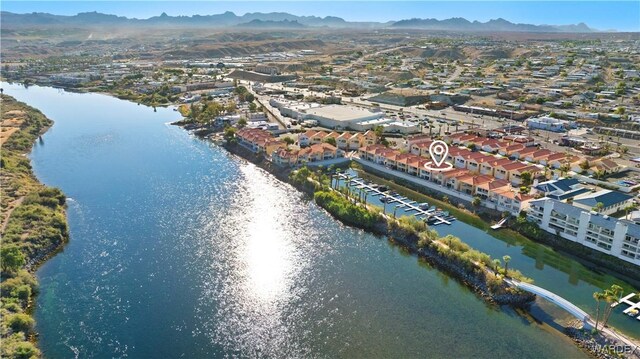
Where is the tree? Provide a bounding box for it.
[624,204,636,219]
[593,291,606,331]
[471,196,482,212]
[248,102,258,113]
[520,171,533,187]
[579,160,591,172]
[594,169,606,180]
[223,126,237,141]
[593,202,605,213]
[324,137,337,146]
[225,101,236,114]
[237,118,247,128]
[502,255,511,275]
[601,284,623,329]
[374,125,385,139]
[492,259,502,271]
[1,246,25,273]
[283,137,295,146]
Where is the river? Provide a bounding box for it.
[2,82,632,358]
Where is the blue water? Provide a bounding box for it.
[2,82,598,358]
[337,169,640,340]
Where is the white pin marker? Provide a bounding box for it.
[428,140,449,167]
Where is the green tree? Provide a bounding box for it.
[283,137,295,146]
[492,259,502,271]
[324,137,337,146]
[225,101,236,114]
[237,118,247,128]
[374,125,384,139]
[1,246,25,273]
[520,171,533,187]
[502,255,511,275]
[593,291,606,331]
[223,126,237,141]
[248,102,258,112]
[593,202,605,213]
[471,196,482,212]
[579,160,591,172]
[601,285,623,329]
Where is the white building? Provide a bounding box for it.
[303,105,385,129]
[528,198,640,266]
[526,116,574,132]
[269,98,394,131]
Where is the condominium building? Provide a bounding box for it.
[527,198,640,266]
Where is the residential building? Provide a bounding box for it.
[528,198,640,266]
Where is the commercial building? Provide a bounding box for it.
[526,116,575,132]
[270,99,418,133]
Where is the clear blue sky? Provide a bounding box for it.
[3,1,639,31]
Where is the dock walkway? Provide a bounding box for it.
[337,173,452,226]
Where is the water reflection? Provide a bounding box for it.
[3,83,594,358]
[240,165,295,302]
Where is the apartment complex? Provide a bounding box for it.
[528,198,640,266]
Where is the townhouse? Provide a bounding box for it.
[356,144,534,215]
[272,143,344,166]
[299,129,376,150]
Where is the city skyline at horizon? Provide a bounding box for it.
[3,1,640,31]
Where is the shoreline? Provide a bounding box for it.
[1,95,70,358]
[178,125,636,358]
[3,82,634,357]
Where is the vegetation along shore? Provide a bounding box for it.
[0,95,69,358]
[197,129,639,359]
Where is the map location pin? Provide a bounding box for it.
[428,140,449,167]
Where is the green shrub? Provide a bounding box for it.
[6,314,34,334]
[13,341,40,359]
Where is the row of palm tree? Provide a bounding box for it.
[592,284,624,332]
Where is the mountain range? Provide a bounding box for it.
[0,11,600,32]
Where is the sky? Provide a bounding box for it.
[2,1,639,31]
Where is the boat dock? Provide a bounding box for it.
[491,218,508,230]
[612,293,640,321]
[336,174,453,226]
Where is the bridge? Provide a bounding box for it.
[506,279,592,328]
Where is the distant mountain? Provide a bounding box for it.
[391,17,597,32]
[236,19,306,29]
[0,11,599,32]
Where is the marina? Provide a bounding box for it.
[612,293,640,320]
[334,172,455,226]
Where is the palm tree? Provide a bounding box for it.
[594,202,605,213]
[492,259,501,272]
[594,169,606,180]
[472,196,482,213]
[624,204,635,220]
[593,291,605,331]
[601,285,623,329]
[502,255,511,276]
